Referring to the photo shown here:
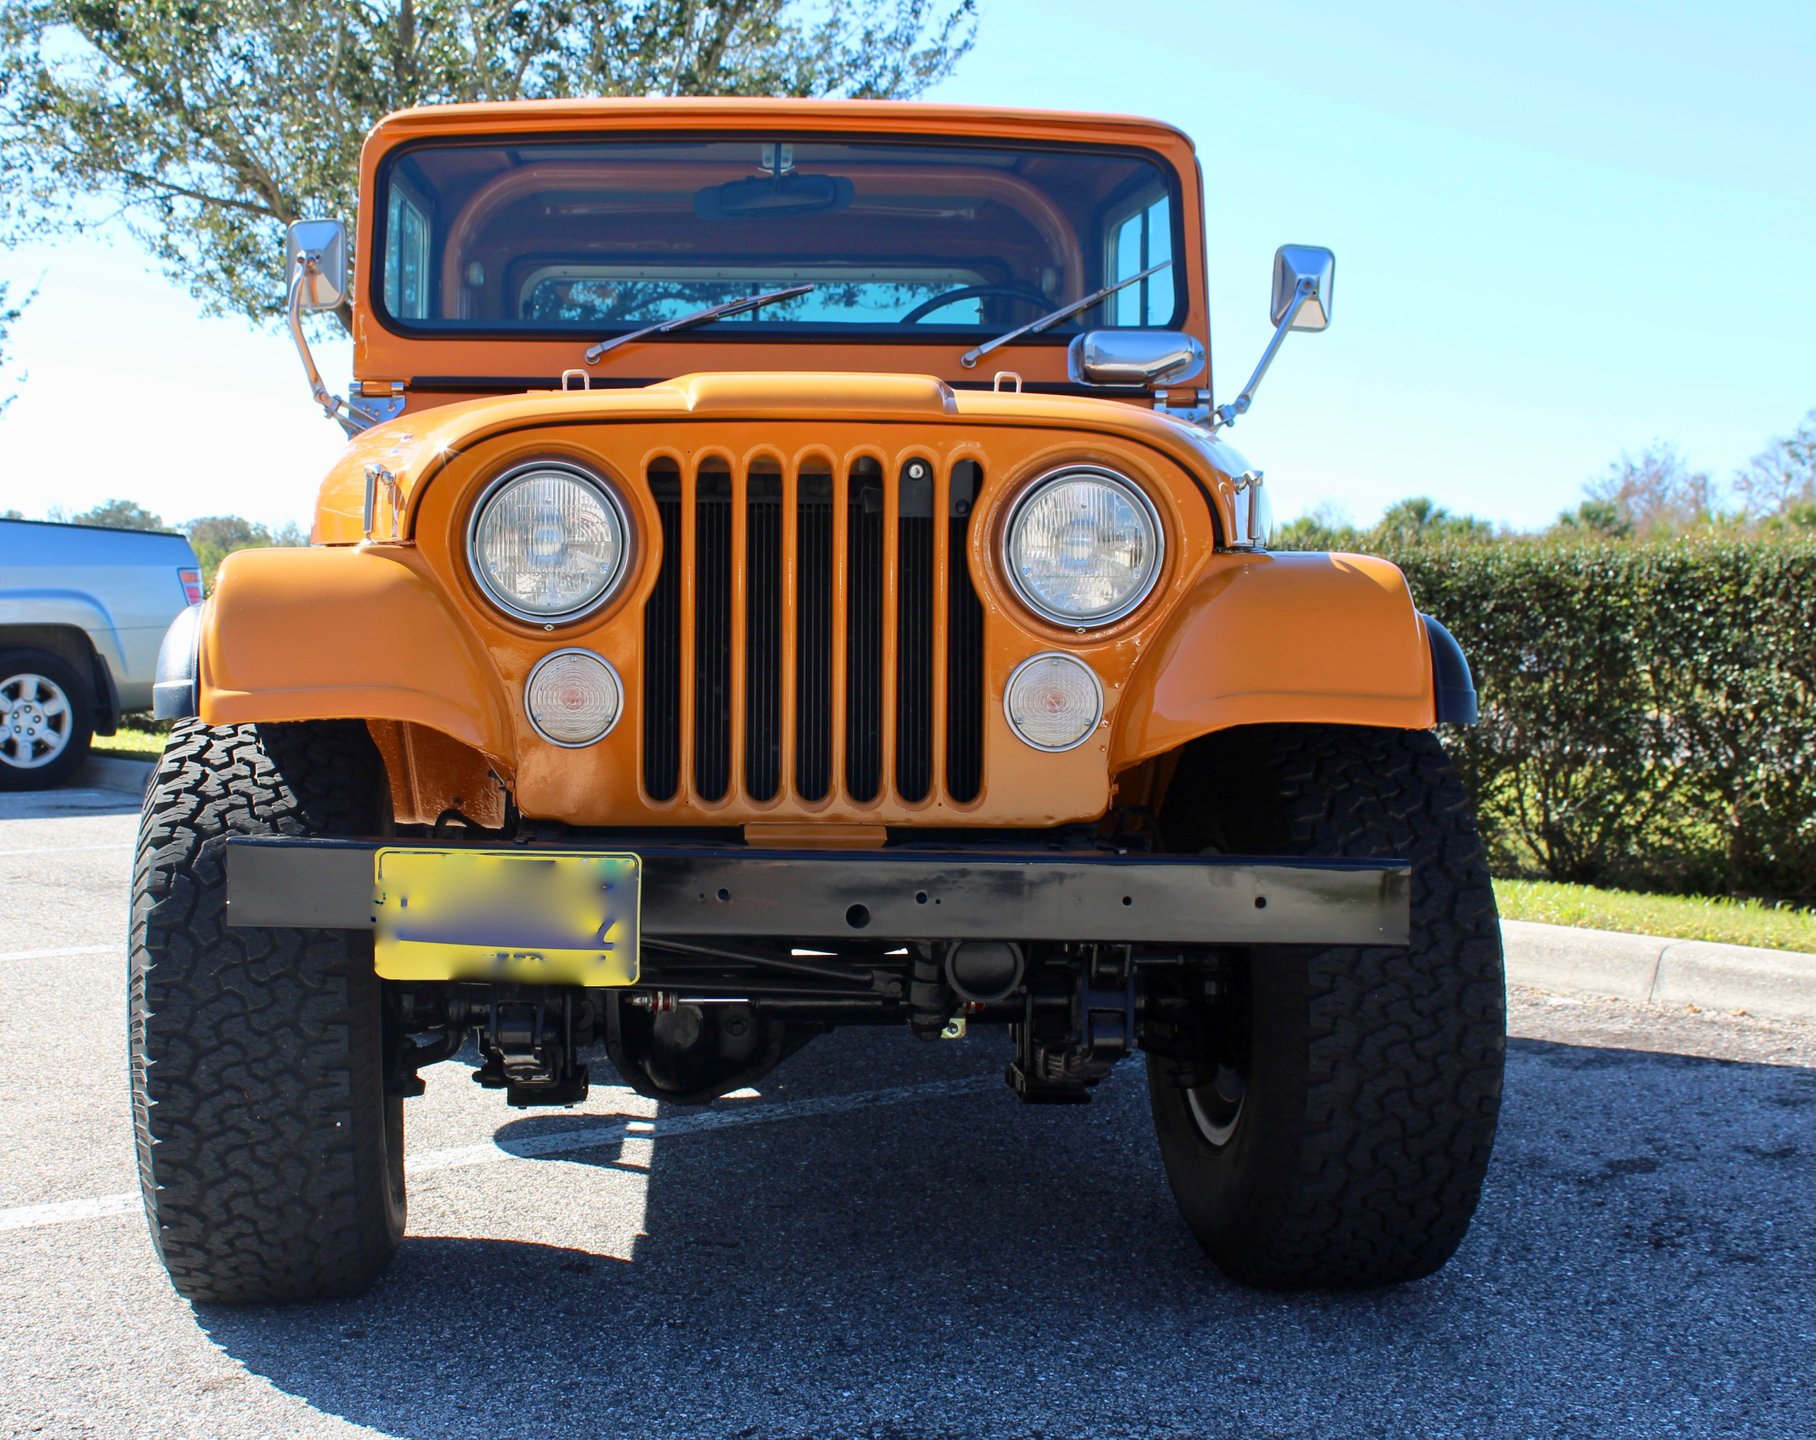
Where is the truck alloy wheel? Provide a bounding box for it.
[0,649,93,791]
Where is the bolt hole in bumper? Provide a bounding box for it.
[225,839,1409,983]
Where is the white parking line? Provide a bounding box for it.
[0,944,118,963]
[0,1075,995,1234]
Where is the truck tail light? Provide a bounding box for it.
[179,568,204,605]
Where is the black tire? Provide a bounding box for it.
[0,646,94,790]
[1148,724,1505,1288]
[130,719,405,1303]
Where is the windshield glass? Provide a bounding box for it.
[375,136,1182,340]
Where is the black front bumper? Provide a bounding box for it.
[225,838,1410,948]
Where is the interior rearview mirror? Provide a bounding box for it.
[1270,244,1334,330]
[286,219,348,312]
[1068,330,1206,389]
[695,173,855,219]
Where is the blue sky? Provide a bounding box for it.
[1,0,1811,532]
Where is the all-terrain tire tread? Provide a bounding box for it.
[1154,725,1505,1288]
[129,720,402,1304]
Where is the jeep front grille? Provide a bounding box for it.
[642,451,985,812]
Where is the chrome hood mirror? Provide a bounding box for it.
[286,219,347,312]
[285,218,380,436]
[1068,330,1206,389]
[1271,244,1334,330]
[1211,243,1336,432]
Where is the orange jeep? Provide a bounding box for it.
[132,99,1503,1304]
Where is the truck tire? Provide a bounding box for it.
[1147,724,1505,1288]
[129,719,405,1303]
[0,647,94,790]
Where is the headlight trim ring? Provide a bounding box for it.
[1001,463,1166,629]
[466,458,632,625]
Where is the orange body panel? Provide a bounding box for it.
[201,545,510,755]
[198,100,1443,831]
[350,100,1211,396]
[1112,553,1438,771]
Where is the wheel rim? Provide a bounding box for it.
[1185,1062,1246,1147]
[0,672,73,770]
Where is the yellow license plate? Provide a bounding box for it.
[372,848,640,987]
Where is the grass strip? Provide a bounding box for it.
[1495,878,1815,956]
[90,716,167,759]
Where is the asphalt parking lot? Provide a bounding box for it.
[3,782,1813,1440]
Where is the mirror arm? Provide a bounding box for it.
[1210,276,1316,432]
[289,257,379,436]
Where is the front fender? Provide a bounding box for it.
[1111,551,1443,770]
[191,545,512,754]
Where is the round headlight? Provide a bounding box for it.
[1004,652,1103,752]
[469,463,628,622]
[525,650,623,747]
[1004,467,1163,626]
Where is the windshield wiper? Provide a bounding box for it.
[959,261,1173,370]
[584,284,816,365]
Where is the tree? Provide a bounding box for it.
[1273,504,1362,552]
[1371,496,1495,547]
[54,497,167,530]
[0,278,30,414]
[1274,498,1494,552]
[184,512,308,587]
[1580,442,1718,539]
[1735,408,1816,525]
[1551,497,1634,540]
[0,0,978,325]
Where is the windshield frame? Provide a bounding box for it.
[365,130,1191,349]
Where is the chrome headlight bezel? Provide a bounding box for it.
[466,459,632,625]
[1001,465,1165,628]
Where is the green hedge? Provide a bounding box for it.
[1387,539,1816,903]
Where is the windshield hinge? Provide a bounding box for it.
[1152,388,1212,426]
[350,381,406,427]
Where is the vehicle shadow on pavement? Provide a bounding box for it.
[195,1033,1816,1440]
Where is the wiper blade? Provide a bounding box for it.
[959,262,1173,370]
[584,284,816,365]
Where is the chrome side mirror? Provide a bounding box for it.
[286,219,347,312]
[285,218,372,434]
[1210,243,1336,432]
[1271,245,1334,330]
[1068,330,1206,389]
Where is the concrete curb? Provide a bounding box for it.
[72,754,155,798]
[1502,918,1816,1024]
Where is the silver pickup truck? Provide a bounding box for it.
[0,518,200,788]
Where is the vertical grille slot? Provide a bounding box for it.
[692,461,733,802]
[845,457,885,802]
[795,464,835,801]
[895,457,936,803]
[744,461,784,802]
[946,460,986,804]
[642,459,683,802]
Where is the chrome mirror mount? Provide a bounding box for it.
[285,219,388,436]
[1068,330,1206,390]
[1211,243,1335,432]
